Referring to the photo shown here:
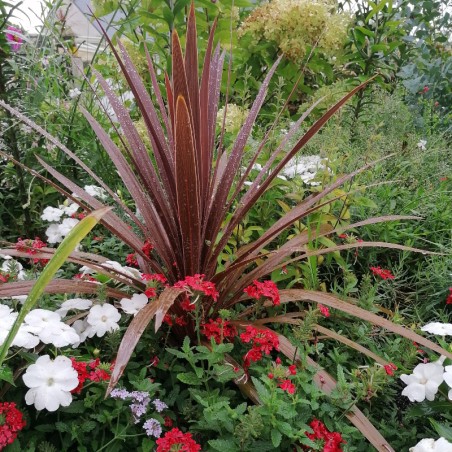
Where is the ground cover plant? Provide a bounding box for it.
[0,0,452,451]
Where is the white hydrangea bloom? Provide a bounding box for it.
[120,293,148,316]
[86,304,121,337]
[400,362,444,402]
[421,322,452,336]
[23,355,78,411]
[84,185,107,200]
[56,298,93,317]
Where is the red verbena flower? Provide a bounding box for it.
[180,296,196,312]
[446,288,452,305]
[156,427,201,452]
[142,240,154,257]
[288,364,297,375]
[305,419,345,452]
[240,326,279,368]
[243,280,280,306]
[70,358,89,394]
[318,304,330,317]
[174,274,219,300]
[370,266,394,280]
[0,402,26,449]
[126,253,138,267]
[384,363,397,376]
[201,318,237,344]
[142,273,168,284]
[145,287,157,298]
[278,379,296,394]
[163,314,173,326]
[175,316,187,326]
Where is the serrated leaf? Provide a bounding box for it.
[177,372,202,385]
[55,422,70,433]
[271,429,282,447]
[208,438,238,451]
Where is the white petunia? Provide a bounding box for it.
[45,223,64,244]
[444,365,452,401]
[84,185,107,200]
[400,362,444,402]
[57,298,93,317]
[23,355,78,411]
[59,218,79,236]
[409,437,452,452]
[86,304,121,337]
[120,293,148,316]
[41,206,64,222]
[421,322,452,336]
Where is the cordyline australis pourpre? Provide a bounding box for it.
[0,4,449,450]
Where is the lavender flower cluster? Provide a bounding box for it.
[110,388,168,437]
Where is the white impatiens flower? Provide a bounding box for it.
[45,223,64,244]
[444,366,452,401]
[0,305,39,349]
[56,298,93,317]
[86,304,121,337]
[23,355,78,411]
[24,309,79,347]
[421,322,452,336]
[59,218,79,236]
[84,185,107,200]
[41,206,64,222]
[60,202,79,216]
[410,437,452,452]
[400,362,444,402]
[120,293,148,316]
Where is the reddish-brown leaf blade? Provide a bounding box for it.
[107,287,184,395]
[175,95,201,274]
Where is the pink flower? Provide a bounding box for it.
[319,304,330,317]
[5,26,23,52]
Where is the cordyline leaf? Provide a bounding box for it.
[275,289,452,360]
[0,280,129,299]
[0,207,111,366]
[276,333,395,452]
[107,287,185,395]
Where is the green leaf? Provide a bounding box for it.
[208,439,238,451]
[0,365,14,385]
[0,207,111,366]
[430,419,452,441]
[177,372,202,385]
[271,429,282,447]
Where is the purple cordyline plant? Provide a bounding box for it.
[0,3,451,450]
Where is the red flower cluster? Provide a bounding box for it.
[145,287,157,298]
[174,274,219,301]
[370,266,394,280]
[244,280,280,306]
[126,253,139,267]
[201,318,237,344]
[240,326,279,368]
[0,274,12,283]
[446,288,452,305]
[15,237,48,265]
[156,427,201,452]
[142,240,154,257]
[70,358,111,393]
[279,379,296,394]
[305,419,345,452]
[0,402,26,449]
[142,273,168,284]
[384,363,397,376]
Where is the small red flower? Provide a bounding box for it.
[175,316,187,326]
[337,233,348,239]
[446,288,452,305]
[180,296,196,312]
[70,358,89,394]
[240,326,279,368]
[163,314,173,326]
[243,280,280,306]
[142,273,167,284]
[278,379,296,394]
[201,318,237,344]
[268,373,274,379]
[275,357,282,365]
[305,418,345,451]
[164,416,173,427]
[423,85,429,93]
[370,266,394,280]
[150,356,159,366]
[288,364,297,375]
[142,240,154,257]
[144,287,157,298]
[156,427,201,452]
[174,274,219,300]
[126,253,138,267]
[383,363,397,376]
[0,402,26,449]
[318,304,330,317]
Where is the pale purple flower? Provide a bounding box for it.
[130,391,150,403]
[110,388,130,400]
[153,399,168,413]
[131,402,148,423]
[143,418,162,438]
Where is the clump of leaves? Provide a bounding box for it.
[0,3,450,450]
